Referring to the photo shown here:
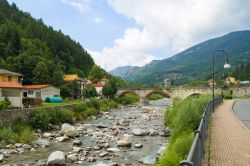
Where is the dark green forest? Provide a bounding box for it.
[0,0,94,85]
[232,62,250,81]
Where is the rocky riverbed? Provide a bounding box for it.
[3,99,170,166]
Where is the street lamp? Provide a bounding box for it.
[212,49,231,113]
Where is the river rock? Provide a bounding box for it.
[66,153,78,163]
[47,151,66,165]
[73,139,82,146]
[33,139,51,148]
[134,143,143,148]
[43,133,54,138]
[139,155,157,165]
[99,151,108,157]
[96,123,109,128]
[22,144,32,150]
[73,147,82,153]
[117,136,132,147]
[0,154,4,162]
[106,148,120,152]
[87,156,96,162]
[60,123,78,138]
[132,129,147,136]
[56,136,70,142]
[148,129,158,136]
[157,144,166,156]
[15,143,22,148]
[159,128,171,137]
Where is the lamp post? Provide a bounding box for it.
[212,49,231,113]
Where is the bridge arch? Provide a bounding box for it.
[144,90,171,99]
[116,90,141,98]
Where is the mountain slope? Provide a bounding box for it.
[127,30,250,85]
[0,0,94,84]
[109,66,139,78]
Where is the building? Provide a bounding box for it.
[0,69,23,107]
[23,85,60,101]
[91,83,104,95]
[63,74,85,98]
[99,77,109,85]
[225,76,237,84]
[164,78,172,87]
[208,79,216,87]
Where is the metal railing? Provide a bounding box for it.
[180,97,223,166]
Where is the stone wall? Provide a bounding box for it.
[0,103,81,126]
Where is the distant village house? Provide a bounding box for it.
[0,69,23,107]
[23,85,60,101]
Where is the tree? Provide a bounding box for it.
[51,64,64,87]
[60,81,79,98]
[102,80,118,98]
[32,61,49,84]
[88,65,108,83]
[83,85,98,98]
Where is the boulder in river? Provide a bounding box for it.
[60,123,78,138]
[106,147,120,152]
[139,155,157,165]
[56,136,70,142]
[117,136,132,147]
[66,153,78,163]
[73,139,82,146]
[47,151,66,165]
[33,139,51,148]
[132,129,147,136]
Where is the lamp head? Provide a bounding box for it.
[224,58,231,69]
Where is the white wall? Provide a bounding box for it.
[41,86,60,101]
[95,87,103,95]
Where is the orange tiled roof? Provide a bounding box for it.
[0,82,23,88]
[91,83,104,87]
[23,84,49,89]
[63,74,80,81]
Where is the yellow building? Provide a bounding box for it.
[225,77,237,84]
[0,69,23,107]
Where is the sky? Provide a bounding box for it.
[7,0,250,71]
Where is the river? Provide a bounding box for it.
[5,98,170,166]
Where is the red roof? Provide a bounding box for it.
[0,82,23,88]
[23,84,49,89]
[91,83,104,87]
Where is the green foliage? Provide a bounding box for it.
[28,108,73,131]
[118,92,140,105]
[0,0,94,84]
[158,132,194,166]
[102,79,118,98]
[0,99,9,111]
[83,85,98,98]
[148,92,164,100]
[0,124,35,147]
[60,80,79,98]
[32,61,49,84]
[158,95,211,165]
[88,65,109,83]
[51,64,64,87]
[232,62,250,80]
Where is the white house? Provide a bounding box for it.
[91,83,104,95]
[23,84,60,101]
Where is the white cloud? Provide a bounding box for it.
[91,0,250,70]
[61,0,90,12]
[93,17,103,24]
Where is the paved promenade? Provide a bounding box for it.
[211,100,250,166]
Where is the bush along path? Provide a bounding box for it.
[0,98,171,165]
[156,95,211,166]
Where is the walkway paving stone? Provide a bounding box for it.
[211,100,250,166]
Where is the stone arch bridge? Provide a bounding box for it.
[116,87,250,99]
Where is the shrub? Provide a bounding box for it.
[148,93,164,100]
[0,100,9,111]
[13,127,34,144]
[105,100,118,109]
[118,92,140,105]
[87,98,100,110]
[28,109,51,131]
[224,92,232,99]
[83,86,98,98]
[28,108,73,131]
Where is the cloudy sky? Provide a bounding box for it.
[7,0,250,71]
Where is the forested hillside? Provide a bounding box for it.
[0,0,94,85]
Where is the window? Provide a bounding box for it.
[28,91,34,95]
[8,76,12,82]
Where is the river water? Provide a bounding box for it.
[5,98,170,166]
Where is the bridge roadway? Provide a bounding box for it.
[116,86,250,99]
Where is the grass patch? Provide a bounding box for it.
[157,95,211,165]
[42,99,83,107]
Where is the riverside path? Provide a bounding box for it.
[210,100,250,166]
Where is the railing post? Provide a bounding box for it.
[180,161,193,166]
